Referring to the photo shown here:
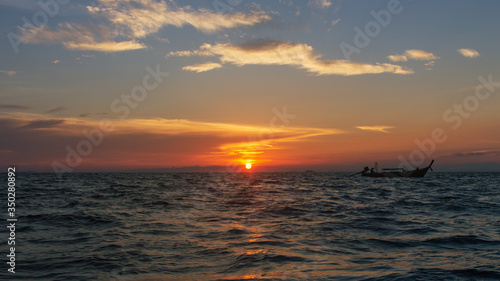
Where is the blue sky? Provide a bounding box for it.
[1,0,499,172]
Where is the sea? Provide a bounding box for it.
[3,172,500,280]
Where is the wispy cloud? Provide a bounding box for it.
[64,40,146,52]
[450,150,500,158]
[23,119,65,129]
[404,49,439,61]
[308,0,332,9]
[386,54,408,62]
[327,18,340,32]
[0,112,342,168]
[46,106,67,114]
[18,23,146,52]
[388,49,439,62]
[169,39,413,76]
[331,18,340,27]
[79,112,109,118]
[457,48,480,58]
[182,62,223,73]
[0,104,31,110]
[0,70,17,76]
[16,1,270,52]
[356,125,395,133]
[87,0,271,37]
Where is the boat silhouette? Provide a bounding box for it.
[358,160,434,178]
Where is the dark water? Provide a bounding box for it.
[3,172,500,280]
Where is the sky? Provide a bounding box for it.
[1,0,499,173]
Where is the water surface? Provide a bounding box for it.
[8,172,500,280]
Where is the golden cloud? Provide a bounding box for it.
[387,54,408,62]
[64,40,146,52]
[388,49,439,62]
[0,112,342,167]
[404,49,439,61]
[356,125,395,133]
[182,62,223,73]
[87,0,271,37]
[457,48,480,58]
[18,23,146,52]
[170,39,413,76]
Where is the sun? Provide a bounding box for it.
[245,162,252,170]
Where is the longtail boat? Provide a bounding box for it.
[359,160,434,178]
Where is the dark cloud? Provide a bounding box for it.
[0,119,233,173]
[452,150,500,157]
[235,39,287,52]
[23,119,65,129]
[46,106,68,114]
[79,112,109,118]
[0,104,32,110]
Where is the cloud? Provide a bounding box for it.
[450,150,500,158]
[327,18,340,32]
[18,23,147,52]
[387,54,408,62]
[308,0,332,9]
[404,49,439,61]
[15,1,270,52]
[0,70,17,76]
[0,112,342,170]
[182,62,223,73]
[168,39,413,76]
[87,0,271,37]
[0,104,32,110]
[457,48,480,58]
[388,49,439,62]
[79,112,109,118]
[52,60,60,64]
[23,119,65,129]
[46,106,67,114]
[331,18,340,27]
[64,40,146,52]
[356,125,394,133]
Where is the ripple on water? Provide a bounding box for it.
[6,172,500,280]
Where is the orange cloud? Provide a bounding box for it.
[356,125,395,133]
[0,112,342,170]
[0,70,16,76]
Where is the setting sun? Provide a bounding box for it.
[245,162,252,170]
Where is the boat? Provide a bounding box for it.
[359,160,434,178]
